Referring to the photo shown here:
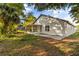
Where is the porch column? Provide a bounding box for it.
[37,26,39,32]
[31,26,33,32]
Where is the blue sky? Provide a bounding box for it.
[24,4,76,25]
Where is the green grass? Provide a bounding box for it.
[68,32,79,39]
[66,42,79,56]
[0,33,39,41]
[0,33,65,56]
[0,33,79,56]
[0,34,40,56]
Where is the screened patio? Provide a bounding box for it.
[26,25,42,32]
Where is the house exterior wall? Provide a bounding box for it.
[34,16,64,36]
[34,15,76,37]
[64,22,76,36]
[27,15,76,39]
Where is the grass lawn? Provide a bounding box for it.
[0,33,79,56]
[67,32,79,39]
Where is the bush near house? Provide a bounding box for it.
[16,30,26,33]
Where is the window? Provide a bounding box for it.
[45,25,50,31]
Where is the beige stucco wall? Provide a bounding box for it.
[35,16,64,36]
[64,22,76,37]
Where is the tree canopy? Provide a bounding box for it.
[23,14,36,27]
[29,3,79,23]
[0,3,25,34]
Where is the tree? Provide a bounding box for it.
[34,3,69,11]
[70,4,79,23]
[29,3,79,23]
[23,14,36,27]
[0,3,25,34]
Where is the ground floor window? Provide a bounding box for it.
[45,25,50,31]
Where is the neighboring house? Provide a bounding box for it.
[26,14,76,40]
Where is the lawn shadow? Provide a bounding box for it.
[0,34,65,56]
[20,34,65,56]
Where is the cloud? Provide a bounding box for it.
[53,10,59,14]
[41,10,53,15]
[25,8,32,13]
[24,4,35,13]
[53,14,58,17]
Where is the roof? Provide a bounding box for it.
[33,14,75,27]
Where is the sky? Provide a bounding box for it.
[24,4,77,25]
